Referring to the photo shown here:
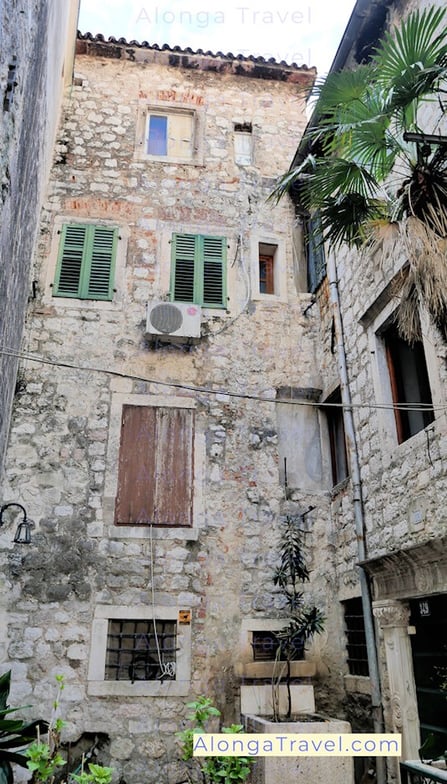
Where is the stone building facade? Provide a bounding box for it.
[0,0,79,476]
[294,0,447,781]
[3,2,447,782]
[0,38,344,783]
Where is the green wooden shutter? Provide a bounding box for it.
[54,223,117,300]
[202,235,226,307]
[171,233,196,302]
[171,233,226,307]
[86,226,117,299]
[54,224,87,296]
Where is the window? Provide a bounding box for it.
[305,214,326,293]
[53,223,117,300]
[234,123,253,165]
[343,598,369,677]
[258,243,277,295]
[144,110,194,161]
[115,405,194,526]
[170,233,227,308]
[382,323,434,443]
[324,388,349,486]
[105,619,176,682]
[88,604,191,697]
[251,630,303,662]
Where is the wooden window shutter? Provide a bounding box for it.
[202,235,226,307]
[115,405,194,527]
[154,407,194,526]
[115,405,157,525]
[168,113,193,159]
[171,233,226,307]
[87,226,117,299]
[306,214,326,293]
[54,224,87,296]
[172,233,197,303]
[54,223,117,300]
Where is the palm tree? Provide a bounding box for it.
[271,5,447,341]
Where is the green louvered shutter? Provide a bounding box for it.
[54,223,117,300]
[55,224,87,296]
[172,234,196,302]
[87,226,117,299]
[202,235,226,307]
[171,233,226,308]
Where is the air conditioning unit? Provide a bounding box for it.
[145,301,202,343]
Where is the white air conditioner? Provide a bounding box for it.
[145,301,202,343]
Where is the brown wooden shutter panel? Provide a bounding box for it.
[154,407,194,526]
[115,405,194,527]
[115,405,157,525]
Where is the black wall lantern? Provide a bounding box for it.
[0,503,33,543]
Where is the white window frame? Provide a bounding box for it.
[250,233,287,302]
[233,126,253,166]
[42,216,129,311]
[135,103,205,165]
[87,604,191,697]
[101,392,205,541]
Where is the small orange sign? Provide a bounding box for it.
[179,610,191,625]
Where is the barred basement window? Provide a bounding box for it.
[343,598,369,676]
[170,233,227,308]
[251,630,304,662]
[105,619,177,681]
[53,223,118,300]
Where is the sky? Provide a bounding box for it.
[77,0,357,77]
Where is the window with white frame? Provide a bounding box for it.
[233,123,253,165]
[136,105,203,164]
[88,605,191,697]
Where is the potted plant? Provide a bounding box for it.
[270,514,325,720]
[241,516,354,784]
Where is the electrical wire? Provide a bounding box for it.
[0,344,445,413]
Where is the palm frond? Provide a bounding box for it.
[373,6,447,109]
[268,153,316,205]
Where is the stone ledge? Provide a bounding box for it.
[235,660,316,679]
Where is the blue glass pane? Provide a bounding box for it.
[148,115,167,155]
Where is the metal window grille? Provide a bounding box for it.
[251,631,304,662]
[343,598,369,677]
[105,619,176,681]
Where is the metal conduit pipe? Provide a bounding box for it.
[327,252,387,784]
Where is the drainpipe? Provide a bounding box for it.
[327,252,386,784]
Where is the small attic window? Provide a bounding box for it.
[234,123,253,165]
[234,123,252,133]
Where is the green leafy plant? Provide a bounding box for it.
[70,762,113,784]
[0,670,48,784]
[26,741,65,783]
[270,5,447,342]
[177,697,253,784]
[271,515,325,720]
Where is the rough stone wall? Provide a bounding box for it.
[0,0,79,479]
[0,49,347,783]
